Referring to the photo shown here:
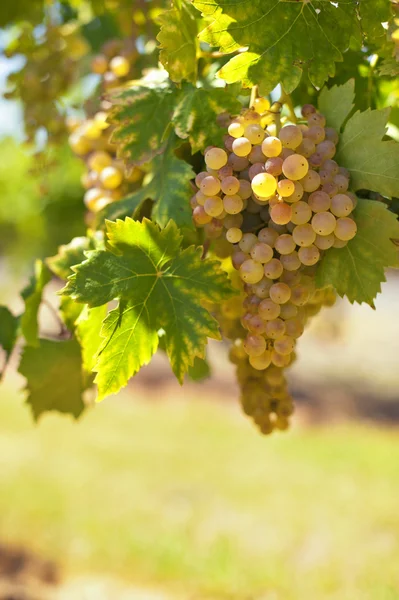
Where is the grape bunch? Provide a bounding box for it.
[190,97,357,434]
[68,41,142,215]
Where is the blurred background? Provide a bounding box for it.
[1,10,399,600]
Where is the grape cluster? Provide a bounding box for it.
[191,98,357,434]
[68,41,142,214]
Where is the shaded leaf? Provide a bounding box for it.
[47,233,104,281]
[318,80,355,132]
[0,306,20,379]
[187,355,211,381]
[21,260,52,347]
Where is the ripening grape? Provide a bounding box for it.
[88,151,112,172]
[275,234,296,255]
[290,285,311,307]
[334,174,349,193]
[333,236,348,248]
[266,318,286,339]
[84,187,106,209]
[308,191,331,213]
[91,54,108,74]
[324,159,339,174]
[317,140,336,159]
[281,251,301,271]
[240,259,264,284]
[204,196,224,217]
[249,163,265,180]
[253,97,270,114]
[334,217,357,241]
[274,335,295,356]
[323,182,339,198]
[302,104,316,118]
[264,258,284,279]
[308,112,326,127]
[292,224,316,247]
[201,176,221,196]
[277,179,295,197]
[285,317,305,339]
[261,136,282,158]
[259,298,281,320]
[69,132,91,155]
[226,227,243,243]
[300,170,320,193]
[239,233,258,253]
[325,127,339,144]
[243,334,267,357]
[245,124,266,144]
[271,350,291,368]
[282,154,309,180]
[296,138,316,158]
[251,172,277,198]
[205,147,228,170]
[285,181,304,204]
[110,56,130,77]
[258,227,279,247]
[298,245,320,266]
[279,125,303,149]
[311,212,337,236]
[253,278,273,299]
[100,166,123,189]
[315,233,334,250]
[265,157,284,176]
[228,121,245,138]
[223,194,244,214]
[269,282,291,304]
[228,154,250,172]
[306,126,325,144]
[290,201,312,225]
[270,202,292,225]
[196,191,207,206]
[251,243,273,263]
[195,172,208,188]
[330,194,354,217]
[250,350,272,370]
[237,179,252,200]
[232,137,252,157]
[193,206,212,225]
[224,213,243,229]
[279,303,298,320]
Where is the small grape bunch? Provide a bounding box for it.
[190,96,357,434]
[91,38,137,89]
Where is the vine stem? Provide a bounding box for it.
[279,91,297,124]
[43,300,67,336]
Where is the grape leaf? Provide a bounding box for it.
[108,82,181,165]
[358,0,393,43]
[19,339,85,420]
[377,58,399,78]
[63,218,235,398]
[335,107,399,197]
[97,186,150,224]
[157,0,199,83]
[187,355,211,381]
[47,233,104,281]
[0,307,19,380]
[318,80,355,132]
[316,199,399,307]
[60,296,84,332]
[173,85,241,152]
[20,260,52,347]
[76,305,108,374]
[193,0,361,94]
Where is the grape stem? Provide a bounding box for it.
[279,91,297,124]
[250,85,259,108]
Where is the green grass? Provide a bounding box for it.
[1,379,399,599]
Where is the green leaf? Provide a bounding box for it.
[97,186,150,224]
[19,339,86,420]
[318,80,355,132]
[377,58,399,78]
[187,355,211,381]
[76,305,108,374]
[47,233,104,281]
[193,0,360,94]
[63,218,234,398]
[59,296,84,332]
[0,306,19,380]
[316,200,399,307]
[173,85,241,153]
[108,81,181,165]
[336,107,399,197]
[20,260,52,347]
[157,0,199,83]
[358,0,393,44]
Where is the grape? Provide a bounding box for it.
[261,136,282,158]
[195,171,208,188]
[250,351,272,370]
[311,212,336,236]
[249,163,265,180]
[244,334,267,357]
[240,259,265,284]
[270,202,292,225]
[69,132,91,155]
[266,318,286,339]
[243,295,261,314]
[223,194,244,214]
[285,181,304,204]
[296,138,316,158]
[323,159,339,175]
[204,219,223,239]
[334,174,349,192]
[248,198,264,212]
[298,245,320,266]
[232,137,252,157]
[193,205,212,225]
[330,193,354,217]
[224,135,234,152]
[275,234,296,255]
[251,243,273,263]
[285,317,305,338]
[339,166,350,179]
[253,97,270,114]
[347,192,358,209]
[279,125,303,149]
[269,282,291,304]
[232,250,249,269]
[221,176,240,195]
[109,55,130,77]
[219,166,234,180]
[290,285,311,306]
[317,140,336,160]
[325,127,339,144]
[238,179,252,200]
[100,166,123,189]
[334,217,357,241]
[271,350,291,368]
[277,179,295,197]
[226,227,243,243]
[322,182,339,198]
[224,213,243,229]
[91,54,108,74]
[259,298,281,320]
[249,146,266,164]
[300,170,320,193]
[315,233,334,250]
[279,302,298,320]
[282,154,309,180]
[319,169,332,185]
[264,258,284,279]
[274,335,295,356]
[306,126,325,144]
[204,196,224,217]
[88,151,112,172]
[281,251,301,271]
[333,236,348,248]
[251,173,277,198]
[201,175,221,196]
[196,191,207,206]
[253,278,273,299]
[239,233,258,253]
[205,147,228,170]
[308,153,323,169]
[292,224,316,247]
[228,121,245,138]
[228,154,250,171]
[308,191,331,213]
[258,227,279,247]
[290,201,312,225]
[308,112,326,127]
[302,104,316,118]
[245,124,266,144]
[265,157,284,176]
[269,222,287,234]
